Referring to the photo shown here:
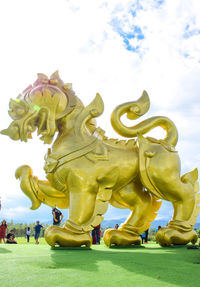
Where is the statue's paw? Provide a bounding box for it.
[15,165,32,179]
[45,225,92,247]
[15,165,41,210]
[103,228,141,247]
[156,227,198,247]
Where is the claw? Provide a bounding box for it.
[156,227,198,247]
[103,228,141,247]
[45,225,92,247]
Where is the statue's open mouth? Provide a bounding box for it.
[1,114,38,142]
[0,107,56,144]
[1,122,20,140]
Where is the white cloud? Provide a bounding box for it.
[1,206,30,220]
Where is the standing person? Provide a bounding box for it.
[52,208,63,226]
[140,232,145,244]
[155,225,161,233]
[115,224,119,230]
[144,229,149,243]
[6,230,17,244]
[92,224,101,244]
[0,219,7,243]
[26,227,31,243]
[34,221,43,244]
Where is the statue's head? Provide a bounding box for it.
[1,71,77,144]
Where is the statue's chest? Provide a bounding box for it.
[44,138,110,173]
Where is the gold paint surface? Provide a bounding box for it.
[1,72,199,248]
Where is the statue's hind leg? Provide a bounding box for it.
[154,169,199,246]
[45,170,99,247]
[104,181,161,247]
[138,137,200,246]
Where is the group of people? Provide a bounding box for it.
[0,212,164,246]
[0,207,64,245]
[140,229,149,244]
[0,220,17,244]
[1,215,130,246]
[140,226,162,244]
[92,224,160,245]
[0,219,43,244]
[92,223,119,244]
[28,208,64,244]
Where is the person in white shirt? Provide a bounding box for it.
[26,227,31,243]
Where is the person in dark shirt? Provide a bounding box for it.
[144,228,149,243]
[34,221,43,244]
[52,208,63,226]
[155,225,161,232]
[92,224,101,244]
[6,230,17,244]
[140,231,146,244]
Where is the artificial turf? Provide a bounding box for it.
[0,242,199,287]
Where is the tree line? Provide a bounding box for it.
[6,221,49,237]
[4,222,200,240]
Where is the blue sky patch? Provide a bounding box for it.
[118,26,144,52]
[111,17,144,52]
[110,3,145,52]
[184,24,200,38]
[156,0,165,7]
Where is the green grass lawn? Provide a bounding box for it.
[14,236,47,244]
[0,240,199,287]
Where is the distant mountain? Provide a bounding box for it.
[101,218,168,229]
[101,218,200,229]
[6,218,200,230]
[101,218,126,228]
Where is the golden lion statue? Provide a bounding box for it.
[1,72,199,247]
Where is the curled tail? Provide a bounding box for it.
[111,91,178,147]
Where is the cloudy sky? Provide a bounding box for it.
[0,0,200,225]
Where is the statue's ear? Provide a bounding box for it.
[74,93,104,139]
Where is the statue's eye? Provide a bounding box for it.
[8,108,26,119]
[16,108,26,116]
[9,99,28,120]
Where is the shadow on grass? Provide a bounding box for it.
[0,247,12,254]
[47,245,200,287]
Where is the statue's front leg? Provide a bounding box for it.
[15,165,68,209]
[45,170,99,247]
